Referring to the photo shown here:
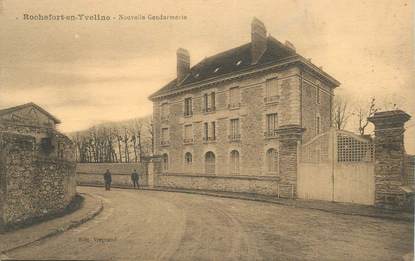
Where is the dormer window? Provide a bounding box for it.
[236,60,242,66]
[194,73,200,78]
[214,67,220,73]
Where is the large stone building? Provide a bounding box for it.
[0,103,76,228]
[149,18,340,194]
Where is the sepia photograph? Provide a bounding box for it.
[0,0,414,260]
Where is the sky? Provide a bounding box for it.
[0,0,414,151]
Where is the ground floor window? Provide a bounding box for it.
[162,153,169,172]
[230,150,240,175]
[205,151,216,175]
[266,148,278,174]
[185,152,192,169]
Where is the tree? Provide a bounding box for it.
[69,115,152,163]
[354,97,379,136]
[146,118,154,156]
[332,96,351,130]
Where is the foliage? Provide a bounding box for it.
[68,115,153,163]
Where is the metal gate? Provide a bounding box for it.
[298,129,375,205]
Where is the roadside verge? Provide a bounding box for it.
[0,193,103,255]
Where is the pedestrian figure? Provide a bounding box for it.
[131,169,139,189]
[104,169,112,191]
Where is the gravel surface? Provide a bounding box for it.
[7,187,413,261]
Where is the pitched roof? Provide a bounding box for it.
[0,102,61,124]
[150,36,299,99]
[150,36,340,100]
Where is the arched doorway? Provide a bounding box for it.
[205,151,216,175]
[230,150,240,175]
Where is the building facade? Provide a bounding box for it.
[149,18,340,181]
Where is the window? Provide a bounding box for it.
[162,153,169,172]
[266,149,278,174]
[266,113,278,137]
[184,97,193,116]
[229,87,240,109]
[184,124,193,143]
[203,93,209,112]
[57,142,64,159]
[211,92,216,110]
[230,150,240,175]
[185,152,192,168]
[161,103,169,121]
[204,122,209,141]
[205,151,216,175]
[265,77,279,103]
[203,122,216,142]
[229,119,240,141]
[40,137,54,154]
[203,92,216,112]
[316,115,321,135]
[161,128,169,145]
[211,122,216,140]
[316,85,320,104]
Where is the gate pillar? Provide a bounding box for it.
[143,156,162,188]
[276,125,305,198]
[368,110,411,209]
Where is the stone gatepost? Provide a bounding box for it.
[368,110,411,209]
[276,125,305,198]
[144,156,162,188]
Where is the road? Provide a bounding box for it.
[7,187,413,261]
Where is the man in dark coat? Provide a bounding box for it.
[104,169,112,191]
[131,169,139,189]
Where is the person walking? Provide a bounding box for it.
[131,169,139,189]
[104,169,112,191]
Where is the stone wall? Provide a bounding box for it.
[0,131,76,227]
[156,173,292,197]
[76,163,147,187]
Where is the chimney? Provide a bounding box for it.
[251,18,267,64]
[177,48,190,83]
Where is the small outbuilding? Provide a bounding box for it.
[0,102,76,228]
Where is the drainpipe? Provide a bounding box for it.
[331,128,336,202]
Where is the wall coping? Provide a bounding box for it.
[160,173,280,181]
[76,172,143,176]
[368,110,411,127]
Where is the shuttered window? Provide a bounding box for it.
[161,103,168,119]
[230,118,240,140]
[229,87,240,107]
[184,97,192,116]
[184,124,192,140]
[161,128,169,142]
[266,113,278,133]
[266,77,278,98]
